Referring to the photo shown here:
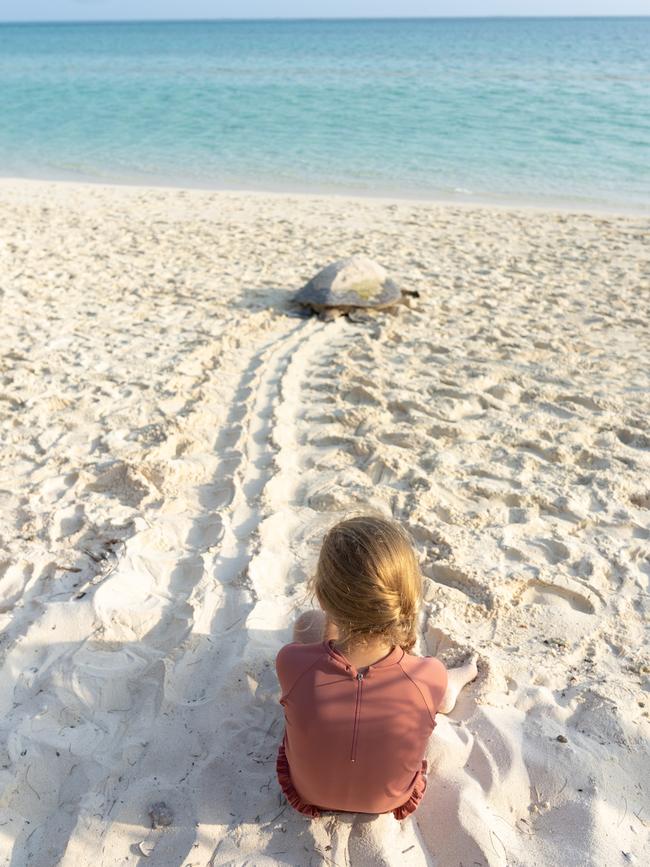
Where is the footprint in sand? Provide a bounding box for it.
[364,457,399,486]
[424,563,491,607]
[85,459,152,507]
[378,430,414,449]
[616,428,650,449]
[424,343,451,356]
[306,485,360,512]
[426,423,459,440]
[485,381,522,403]
[311,432,358,450]
[529,538,571,565]
[517,579,595,615]
[507,507,528,524]
[409,523,453,560]
[341,383,383,407]
[557,393,603,411]
[387,398,429,420]
[72,644,151,713]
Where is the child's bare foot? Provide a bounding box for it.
[437,652,479,715]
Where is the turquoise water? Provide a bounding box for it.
[1,18,649,210]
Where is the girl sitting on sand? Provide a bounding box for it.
[275,513,478,821]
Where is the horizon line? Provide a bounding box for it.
[2,14,650,25]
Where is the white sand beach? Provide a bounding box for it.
[0,177,649,866]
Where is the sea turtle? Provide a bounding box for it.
[292,255,419,320]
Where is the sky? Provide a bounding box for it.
[2,1,649,22]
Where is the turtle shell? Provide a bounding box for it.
[294,255,401,310]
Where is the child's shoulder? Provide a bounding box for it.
[276,639,323,657]
[275,640,324,670]
[401,652,448,708]
[401,652,448,686]
[275,641,326,694]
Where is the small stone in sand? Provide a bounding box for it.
[148,801,174,828]
[556,734,568,743]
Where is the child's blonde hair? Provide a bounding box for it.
[305,513,423,654]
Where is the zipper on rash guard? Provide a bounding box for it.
[351,672,364,762]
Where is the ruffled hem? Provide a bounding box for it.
[276,740,322,818]
[276,741,427,822]
[392,759,428,821]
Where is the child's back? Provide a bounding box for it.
[276,636,447,819]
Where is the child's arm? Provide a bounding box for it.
[437,654,479,714]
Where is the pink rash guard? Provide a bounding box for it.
[275,638,448,820]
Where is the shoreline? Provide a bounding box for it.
[3,15,650,23]
[1,173,647,220]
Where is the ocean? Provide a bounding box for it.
[1,17,649,210]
